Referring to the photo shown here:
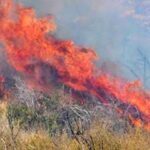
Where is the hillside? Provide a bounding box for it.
[0,89,150,150]
[0,1,150,150]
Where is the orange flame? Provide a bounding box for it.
[0,0,149,131]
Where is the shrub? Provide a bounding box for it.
[6,98,59,135]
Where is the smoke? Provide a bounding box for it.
[0,47,16,78]
[16,0,127,53]
[14,0,150,82]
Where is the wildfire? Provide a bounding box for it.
[0,0,149,131]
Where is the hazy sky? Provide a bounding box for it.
[17,0,150,87]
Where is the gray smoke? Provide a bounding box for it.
[10,0,150,88]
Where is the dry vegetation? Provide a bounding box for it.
[0,95,150,150]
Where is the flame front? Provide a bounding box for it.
[0,0,149,131]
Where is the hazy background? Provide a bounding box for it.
[16,0,150,88]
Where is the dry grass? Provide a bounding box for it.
[0,102,150,150]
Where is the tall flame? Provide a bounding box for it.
[0,0,149,131]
